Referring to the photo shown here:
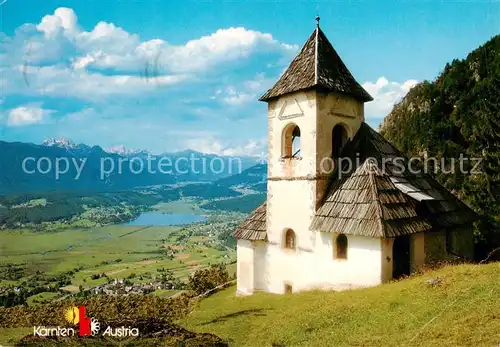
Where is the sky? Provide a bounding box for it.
[0,0,499,156]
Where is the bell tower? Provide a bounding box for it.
[259,21,373,260]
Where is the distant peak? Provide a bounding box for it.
[106,144,149,156]
[42,137,75,147]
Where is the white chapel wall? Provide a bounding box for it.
[236,239,254,295]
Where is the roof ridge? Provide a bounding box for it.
[314,26,319,85]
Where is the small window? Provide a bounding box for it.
[283,124,301,158]
[284,284,293,294]
[335,234,348,259]
[284,229,296,250]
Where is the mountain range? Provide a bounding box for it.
[0,139,262,195]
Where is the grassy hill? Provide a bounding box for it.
[181,263,500,347]
[1,263,499,346]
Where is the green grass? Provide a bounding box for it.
[153,289,180,298]
[0,328,32,346]
[154,199,205,214]
[26,292,59,306]
[0,225,177,276]
[0,214,236,297]
[180,263,500,347]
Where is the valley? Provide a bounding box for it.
[0,161,267,310]
[0,198,244,307]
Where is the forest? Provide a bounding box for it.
[380,35,500,257]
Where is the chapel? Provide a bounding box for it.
[232,21,477,295]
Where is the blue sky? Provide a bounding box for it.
[1,0,499,155]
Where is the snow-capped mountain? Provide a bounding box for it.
[42,137,92,155]
[42,137,75,148]
[105,145,150,157]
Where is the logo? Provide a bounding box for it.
[34,304,137,338]
[64,306,100,336]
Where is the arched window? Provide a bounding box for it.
[335,234,348,259]
[284,229,296,250]
[283,124,301,158]
[332,124,348,159]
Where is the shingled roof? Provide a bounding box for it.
[310,159,433,238]
[259,26,373,102]
[310,123,479,237]
[232,202,267,241]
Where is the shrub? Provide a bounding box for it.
[188,264,229,296]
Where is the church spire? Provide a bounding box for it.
[259,22,373,103]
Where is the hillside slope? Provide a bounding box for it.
[215,164,267,192]
[181,263,500,347]
[379,35,500,255]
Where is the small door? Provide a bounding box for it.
[392,235,411,279]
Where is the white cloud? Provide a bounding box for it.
[1,8,295,100]
[183,137,266,157]
[217,73,274,105]
[76,21,140,55]
[165,27,295,73]
[7,105,54,126]
[362,77,418,119]
[72,27,295,74]
[30,8,295,75]
[222,138,267,157]
[222,87,254,105]
[37,7,78,38]
[72,53,98,69]
[15,65,189,100]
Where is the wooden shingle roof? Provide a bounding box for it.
[231,203,267,241]
[310,123,479,237]
[259,26,373,102]
[311,159,433,237]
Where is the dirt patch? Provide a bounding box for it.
[176,253,192,260]
[188,264,203,273]
[105,268,126,276]
[59,285,79,293]
[190,236,209,242]
[136,260,158,265]
[167,244,185,251]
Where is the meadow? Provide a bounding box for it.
[181,263,500,347]
[0,199,240,305]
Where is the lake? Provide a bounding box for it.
[122,211,208,226]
